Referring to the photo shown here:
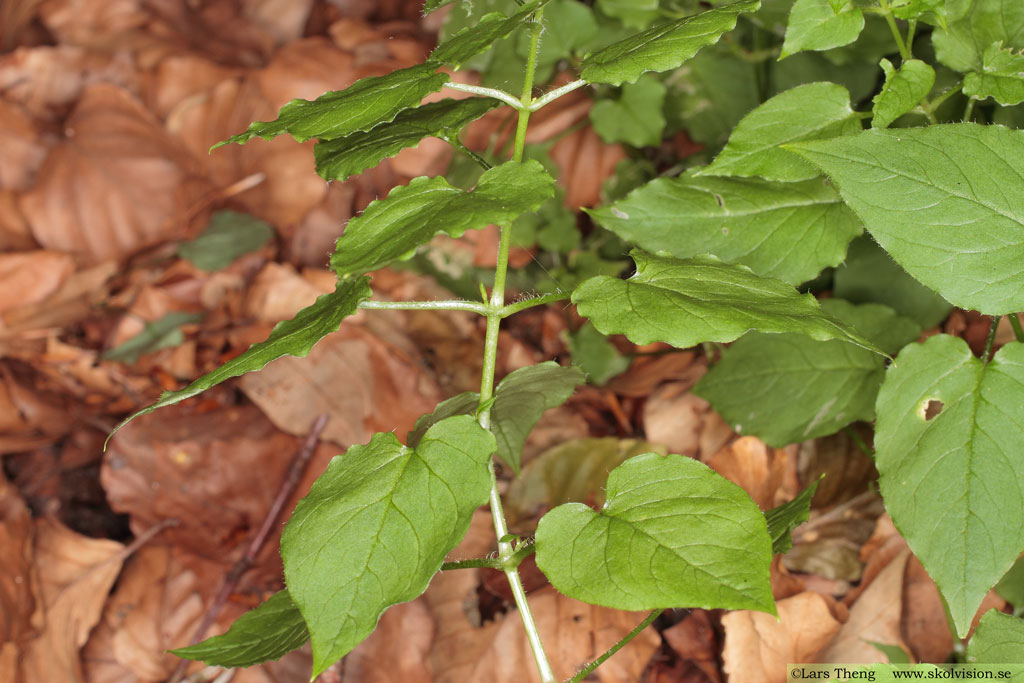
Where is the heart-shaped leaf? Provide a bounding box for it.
[535,452,775,613]
[282,416,496,676]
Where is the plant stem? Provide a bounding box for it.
[444,81,525,110]
[1009,314,1024,343]
[529,79,587,111]
[447,136,493,171]
[843,425,875,459]
[566,610,665,683]
[878,0,910,61]
[359,299,489,314]
[964,97,976,121]
[475,7,556,682]
[983,315,1001,363]
[441,556,504,570]
[499,291,571,318]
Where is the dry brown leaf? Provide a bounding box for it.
[37,0,146,49]
[0,45,141,118]
[0,99,49,191]
[0,260,116,335]
[608,352,700,398]
[20,516,126,683]
[0,190,35,251]
[243,0,314,44]
[0,364,70,447]
[339,600,434,683]
[902,555,953,663]
[19,83,209,264]
[722,592,844,683]
[819,549,912,664]
[0,251,74,320]
[707,436,799,510]
[663,611,722,683]
[145,53,243,119]
[103,403,336,580]
[0,474,34,649]
[549,125,627,209]
[797,430,878,508]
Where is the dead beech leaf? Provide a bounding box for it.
[707,436,798,510]
[238,320,442,447]
[339,600,434,683]
[819,549,912,664]
[663,611,722,683]
[549,125,627,209]
[0,251,74,321]
[0,45,140,119]
[243,0,315,44]
[19,83,209,264]
[146,53,243,119]
[902,555,953,663]
[0,475,34,649]
[37,0,147,49]
[0,190,35,251]
[0,99,48,190]
[103,403,335,580]
[722,592,844,683]
[20,516,126,683]
[608,352,700,398]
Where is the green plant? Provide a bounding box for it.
[106,0,1024,677]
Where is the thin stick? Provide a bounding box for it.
[566,609,666,683]
[169,414,328,683]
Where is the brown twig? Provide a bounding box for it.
[168,414,328,683]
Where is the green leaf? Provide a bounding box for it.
[963,42,1024,106]
[423,0,457,13]
[331,160,555,278]
[314,98,499,182]
[696,301,919,447]
[406,362,585,473]
[102,311,204,364]
[505,438,666,526]
[780,0,864,59]
[874,336,1024,637]
[587,174,863,285]
[933,0,1024,74]
[765,478,820,555]
[535,452,775,613]
[107,278,371,445]
[833,237,952,329]
[996,555,1024,607]
[967,611,1024,663]
[572,251,882,354]
[282,416,496,676]
[431,0,549,69]
[890,0,946,27]
[177,210,274,272]
[788,124,1024,315]
[173,590,308,667]
[213,64,448,147]
[567,321,631,386]
[871,59,936,129]
[580,0,761,86]
[867,641,914,664]
[702,82,862,182]
[595,0,659,29]
[519,0,599,68]
[589,74,667,147]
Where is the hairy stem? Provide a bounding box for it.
[472,7,557,683]
[878,0,910,61]
[359,299,489,314]
[499,292,571,318]
[444,81,524,110]
[566,610,666,683]
[983,316,1001,363]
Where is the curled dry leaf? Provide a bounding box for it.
[722,592,845,683]
[20,516,126,683]
[706,436,799,510]
[19,84,209,265]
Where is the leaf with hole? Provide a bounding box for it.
[871,59,935,129]
[701,82,861,182]
[781,0,865,59]
[107,278,371,444]
[315,98,500,182]
[212,64,448,147]
[875,335,1024,637]
[282,416,496,676]
[331,160,554,278]
[173,590,308,667]
[535,452,775,613]
[580,0,761,86]
[571,251,882,354]
[695,300,920,446]
[788,124,1024,315]
[588,172,862,285]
